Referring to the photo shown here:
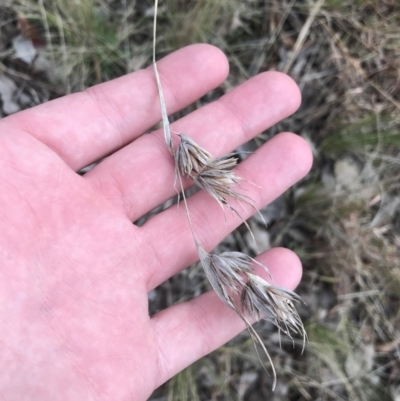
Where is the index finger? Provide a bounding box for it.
[2,44,229,171]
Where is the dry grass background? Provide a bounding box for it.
[1,0,400,400]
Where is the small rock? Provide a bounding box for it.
[238,371,258,398]
[12,35,37,64]
[253,195,286,226]
[334,158,360,189]
[245,224,270,254]
[0,74,20,115]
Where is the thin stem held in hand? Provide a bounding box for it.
[152,0,173,153]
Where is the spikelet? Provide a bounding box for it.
[197,244,264,305]
[193,155,254,210]
[241,273,307,350]
[197,244,305,348]
[175,133,212,177]
[175,135,254,212]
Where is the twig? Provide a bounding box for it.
[282,0,325,74]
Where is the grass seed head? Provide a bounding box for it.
[241,273,307,348]
[193,155,255,210]
[175,133,212,177]
[198,246,262,295]
[197,244,306,352]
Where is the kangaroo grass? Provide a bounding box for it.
[152,0,306,390]
[175,133,212,176]
[175,134,264,244]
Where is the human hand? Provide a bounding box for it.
[0,44,312,400]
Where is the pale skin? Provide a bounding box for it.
[0,44,312,400]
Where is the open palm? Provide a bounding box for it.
[0,45,312,400]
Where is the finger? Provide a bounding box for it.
[141,132,312,291]
[85,71,302,221]
[2,44,229,171]
[151,247,303,388]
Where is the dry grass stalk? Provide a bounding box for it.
[281,0,325,74]
[152,0,173,154]
[152,0,306,390]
